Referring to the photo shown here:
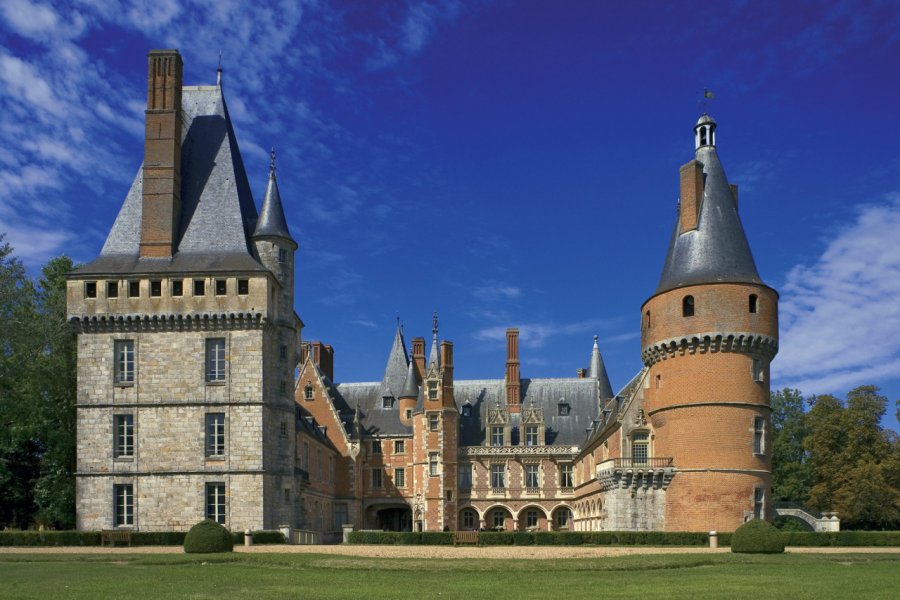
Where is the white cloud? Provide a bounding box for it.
[472,283,521,302]
[774,194,900,394]
[0,52,67,116]
[0,222,71,264]
[475,318,616,347]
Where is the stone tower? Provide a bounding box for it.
[67,50,302,533]
[639,115,778,531]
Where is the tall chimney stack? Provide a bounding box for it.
[412,337,425,380]
[505,328,521,413]
[678,159,703,234]
[140,49,183,258]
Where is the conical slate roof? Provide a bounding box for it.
[253,150,295,244]
[399,352,419,399]
[587,335,614,399]
[379,325,409,400]
[655,118,762,294]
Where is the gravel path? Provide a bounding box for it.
[0,545,897,558]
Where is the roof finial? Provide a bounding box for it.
[432,310,438,335]
[216,52,223,87]
[700,87,714,113]
[269,147,276,176]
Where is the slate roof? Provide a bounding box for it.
[587,336,614,399]
[75,85,266,275]
[253,156,295,244]
[655,118,763,294]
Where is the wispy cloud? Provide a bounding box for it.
[351,317,378,329]
[475,318,618,348]
[366,0,462,70]
[774,193,900,394]
[472,283,521,302]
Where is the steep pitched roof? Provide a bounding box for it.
[587,335,614,399]
[380,326,409,400]
[252,152,295,244]
[655,121,762,294]
[75,85,265,275]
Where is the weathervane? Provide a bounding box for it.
[700,88,715,113]
[269,147,276,175]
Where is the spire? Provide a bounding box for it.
[252,148,296,244]
[399,346,419,399]
[428,311,440,369]
[655,115,762,295]
[380,322,409,399]
[216,52,222,87]
[587,335,614,399]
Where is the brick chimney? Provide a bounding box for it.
[505,328,520,413]
[302,341,334,381]
[678,159,703,234]
[440,341,454,408]
[140,49,183,258]
[412,337,425,380]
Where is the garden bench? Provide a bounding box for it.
[453,531,479,545]
[101,529,133,547]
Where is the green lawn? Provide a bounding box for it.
[0,552,898,599]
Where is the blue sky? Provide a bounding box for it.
[1,1,898,431]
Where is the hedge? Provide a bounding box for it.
[347,531,453,545]
[731,519,785,554]
[781,531,900,547]
[0,529,285,547]
[347,531,716,546]
[184,520,233,553]
[230,530,286,545]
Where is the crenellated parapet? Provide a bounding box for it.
[641,331,777,366]
[596,458,675,492]
[68,311,268,333]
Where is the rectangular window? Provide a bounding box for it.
[279,344,287,360]
[215,279,227,296]
[526,509,539,528]
[382,396,393,409]
[114,340,135,384]
[206,338,226,382]
[371,469,382,488]
[304,385,314,400]
[128,280,140,298]
[459,463,472,490]
[107,281,119,298]
[114,484,133,527]
[393,440,405,454]
[206,483,226,524]
[371,441,382,455]
[754,487,765,520]
[113,414,134,458]
[280,380,287,395]
[559,464,574,488]
[632,432,649,465]
[525,426,539,447]
[428,413,439,431]
[150,280,161,297]
[556,508,572,529]
[237,279,249,295]
[752,358,764,382]
[394,468,405,488]
[446,490,453,501]
[490,464,505,489]
[334,504,348,528]
[525,463,539,490]
[429,452,439,476]
[171,280,183,297]
[753,417,765,455]
[427,380,438,400]
[405,409,412,420]
[491,426,504,447]
[193,279,205,296]
[85,281,97,298]
[278,248,287,264]
[558,403,570,416]
[206,413,225,457]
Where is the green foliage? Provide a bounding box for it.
[771,388,812,503]
[230,530,286,545]
[346,531,452,545]
[132,531,187,546]
[773,516,812,532]
[731,519,785,554]
[348,531,716,546]
[183,520,234,553]
[0,531,101,546]
[781,531,900,547]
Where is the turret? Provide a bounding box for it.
[640,115,778,532]
[587,335,614,400]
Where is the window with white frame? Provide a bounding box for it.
[114,483,133,527]
[525,426,539,447]
[428,413,439,431]
[114,340,135,384]
[753,487,765,520]
[631,432,649,465]
[429,452,439,476]
[559,463,573,488]
[753,416,765,455]
[304,385,313,400]
[526,509,539,528]
[490,463,505,489]
[382,396,394,409]
[371,468,382,488]
[206,338,226,382]
[555,508,572,529]
[113,414,134,458]
[461,508,477,530]
[458,463,472,489]
[492,509,506,529]
[525,463,539,490]
[394,440,405,454]
[752,358,765,382]
[427,380,438,400]
[206,482,226,524]
[206,413,225,457]
[491,426,504,447]
[394,468,405,488]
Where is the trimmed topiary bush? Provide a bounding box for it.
[731,519,785,554]
[183,520,234,553]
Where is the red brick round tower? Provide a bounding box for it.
[640,115,778,532]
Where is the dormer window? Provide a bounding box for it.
[461,404,472,417]
[382,396,394,409]
[427,380,438,400]
[558,403,570,416]
[490,426,504,447]
[682,295,695,317]
[304,385,313,401]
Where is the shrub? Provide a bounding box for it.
[420,532,453,545]
[731,519,785,554]
[0,531,101,547]
[781,531,900,547]
[132,531,186,546]
[183,520,234,553]
[230,530,286,545]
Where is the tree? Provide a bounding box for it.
[770,388,811,503]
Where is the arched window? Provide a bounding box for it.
[749,294,758,314]
[700,128,707,146]
[682,295,695,317]
[644,310,650,329]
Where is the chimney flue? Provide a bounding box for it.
[140,49,183,258]
[505,328,520,412]
[678,159,703,234]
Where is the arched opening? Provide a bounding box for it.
[749,294,758,313]
[375,506,412,531]
[459,508,479,531]
[485,507,512,531]
[552,506,573,531]
[644,310,650,329]
[517,505,549,531]
[682,295,695,317]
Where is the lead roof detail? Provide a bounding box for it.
[654,116,763,295]
[252,149,296,245]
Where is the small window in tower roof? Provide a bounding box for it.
[382,396,394,409]
[461,403,472,417]
[558,402,570,416]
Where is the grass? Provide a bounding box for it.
[0,551,898,599]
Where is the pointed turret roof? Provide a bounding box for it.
[587,335,614,399]
[399,349,419,399]
[655,115,762,295]
[252,149,295,245]
[428,311,440,370]
[379,324,409,400]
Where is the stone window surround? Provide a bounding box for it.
[113,339,135,386]
[524,462,540,491]
[205,337,226,384]
[559,463,574,488]
[371,468,383,488]
[113,482,134,528]
[429,452,440,476]
[752,415,766,456]
[113,413,134,460]
[428,412,439,431]
[205,482,226,524]
[205,412,226,459]
[394,467,405,488]
[393,440,405,454]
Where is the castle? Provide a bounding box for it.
[67,50,778,536]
